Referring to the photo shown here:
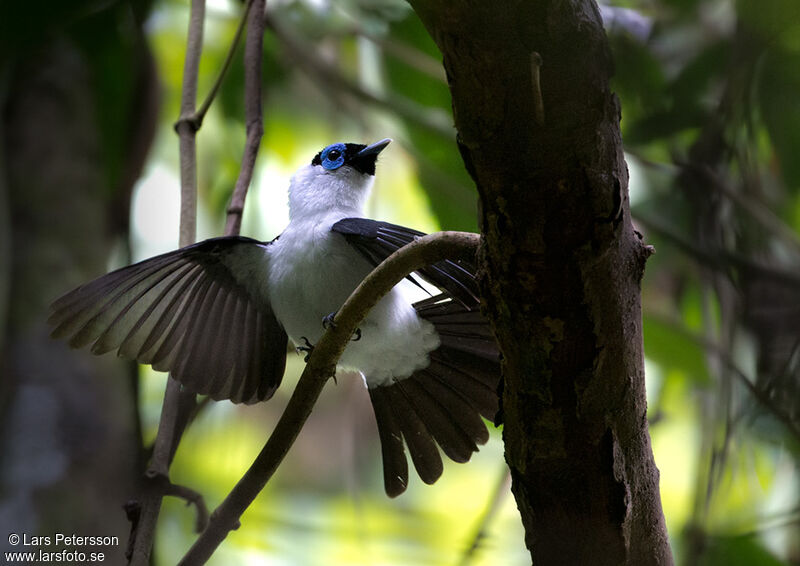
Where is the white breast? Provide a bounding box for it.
[266,213,440,386]
[267,214,366,343]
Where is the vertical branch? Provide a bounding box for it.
[128,1,206,564]
[225,0,265,237]
[152,0,207,475]
[150,0,208,474]
[127,1,264,562]
[0,70,10,355]
[176,0,206,248]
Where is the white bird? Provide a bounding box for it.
[49,139,500,496]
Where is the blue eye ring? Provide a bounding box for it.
[321,143,346,171]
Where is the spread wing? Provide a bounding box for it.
[48,236,287,404]
[331,217,480,308]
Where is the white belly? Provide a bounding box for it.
[266,215,440,385]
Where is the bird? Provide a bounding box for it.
[48,138,501,497]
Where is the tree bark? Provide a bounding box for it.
[0,4,157,561]
[407,1,673,564]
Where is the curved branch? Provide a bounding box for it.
[164,481,211,533]
[178,230,480,565]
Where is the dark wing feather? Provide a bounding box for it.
[331,217,480,307]
[48,236,287,404]
[334,218,502,495]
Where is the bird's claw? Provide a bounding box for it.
[298,334,339,383]
[296,336,315,362]
[323,311,361,342]
[322,312,337,330]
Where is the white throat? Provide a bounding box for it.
[287,164,374,221]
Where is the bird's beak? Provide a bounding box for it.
[357,138,392,158]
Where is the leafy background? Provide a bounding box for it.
[2,0,800,564]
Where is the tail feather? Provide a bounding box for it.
[367,294,501,496]
[394,378,477,463]
[437,334,498,361]
[411,371,489,445]
[425,361,498,421]
[431,349,499,389]
[368,387,409,497]
[383,385,444,485]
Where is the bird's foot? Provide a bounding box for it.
[296,336,315,362]
[322,312,337,330]
[322,311,362,342]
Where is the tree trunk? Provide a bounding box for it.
[0,4,157,560]
[407,1,673,564]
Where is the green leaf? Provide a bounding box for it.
[609,33,666,122]
[385,14,478,231]
[697,534,787,566]
[624,41,729,146]
[643,315,711,384]
[758,48,800,190]
[739,0,800,49]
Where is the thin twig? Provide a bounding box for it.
[169,0,266,448]
[458,467,512,566]
[164,481,211,533]
[530,52,545,126]
[0,69,11,352]
[628,151,800,257]
[265,12,454,140]
[225,0,265,237]
[175,0,206,248]
[699,165,800,256]
[635,214,800,287]
[128,1,206,564]
[179,231,480,564]
[194,0,255,128]
[647,312,800,442]
[345,24,446,82]
[172,0,255,134]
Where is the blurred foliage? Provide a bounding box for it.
[608,0,800,563]
[120,0,800,563]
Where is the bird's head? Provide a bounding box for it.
[287,138,391,220]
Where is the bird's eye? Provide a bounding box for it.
[320,143,347,171]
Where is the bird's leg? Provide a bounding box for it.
[322,311,362,341]
[296,336,315,362]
